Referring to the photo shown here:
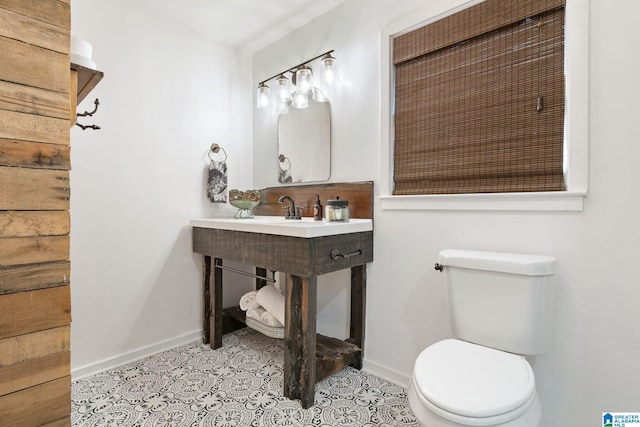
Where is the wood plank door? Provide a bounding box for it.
[0,0,72,425]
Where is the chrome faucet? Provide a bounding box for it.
[278,195,302,219]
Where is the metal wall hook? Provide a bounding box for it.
[75,98,101,130]
[77,98,100,117]
[278,154,291,170]
[75,122,101,130]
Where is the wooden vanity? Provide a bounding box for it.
[191,182,373,408]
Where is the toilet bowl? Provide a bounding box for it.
[408,250,556,427]
[408,339,541,427]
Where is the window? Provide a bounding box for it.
[380,0,588,211]
[393,0,565,195]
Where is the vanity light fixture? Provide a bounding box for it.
[320,52,338,86]
[291,90,308,109]
[275,74,291,104]
[256,82,271,109]
[255,50,337,111]
[295,65,313,95]
[311,87,328,103]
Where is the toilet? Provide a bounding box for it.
[408,249,556,427]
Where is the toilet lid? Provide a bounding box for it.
[413,339,535,418]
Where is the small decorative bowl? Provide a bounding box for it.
[229,189,261,218]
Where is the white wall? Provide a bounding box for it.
[70,1,253,375]
[68,0,640,423]
[253,0,640,425]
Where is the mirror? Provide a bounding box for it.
[277,98,330,183]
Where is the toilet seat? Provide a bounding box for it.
[412,339,536,425]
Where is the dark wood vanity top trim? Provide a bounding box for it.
[254,181,373,219]
[193,228,373,278]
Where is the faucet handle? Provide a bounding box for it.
[295,206,304,218]
[282,206,291,217]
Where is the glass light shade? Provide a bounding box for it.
[280,99,291,115]
[312,87,328,102]
[256,83,271,109]
[321,54,339,86]
[295,66,313,95]
[274,74,291,103]
[291,91,308,109]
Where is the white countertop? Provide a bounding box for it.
[190,216,373,238]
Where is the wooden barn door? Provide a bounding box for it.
[0,0,73,425]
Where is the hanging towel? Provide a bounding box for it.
[207,158,227,203]
[255,285,285,325]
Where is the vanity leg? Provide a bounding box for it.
[349,265,366,370]
[211,257,223,349]
[284,274,317,409]
[202,255,212,344]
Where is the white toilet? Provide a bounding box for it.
[408,249,556,427]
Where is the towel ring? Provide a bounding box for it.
[278,154,291,170]
[208,143,228,161]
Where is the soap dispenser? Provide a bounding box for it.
[313,195,323,221]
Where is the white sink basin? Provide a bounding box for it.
[190,216,372,238]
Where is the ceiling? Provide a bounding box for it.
[135,0,347,53]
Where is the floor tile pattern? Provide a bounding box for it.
[72,328,419,426]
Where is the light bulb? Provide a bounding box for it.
[275,74,291,103]
[321,53,339,87]
[291,91,308,109]
[256,83,271,109]
[295,66,313,95]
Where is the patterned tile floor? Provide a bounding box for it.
[71,328,419,426]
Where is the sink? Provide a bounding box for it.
[190,216,372,238]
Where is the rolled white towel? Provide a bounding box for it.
[260,310,284,328]
[255,285,285,325]
[246,306,265,321]
[239,291,258,311]
[246,306,284,328]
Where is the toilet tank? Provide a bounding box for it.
[438,249,557,355]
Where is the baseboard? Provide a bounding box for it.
[71,330,203,380]
[362,358,411,389]
[71,330,412,391]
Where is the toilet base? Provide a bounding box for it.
[407,377,541,427]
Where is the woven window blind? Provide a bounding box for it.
[392,0,566,195]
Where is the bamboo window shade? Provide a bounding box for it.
[392,0,566,195]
